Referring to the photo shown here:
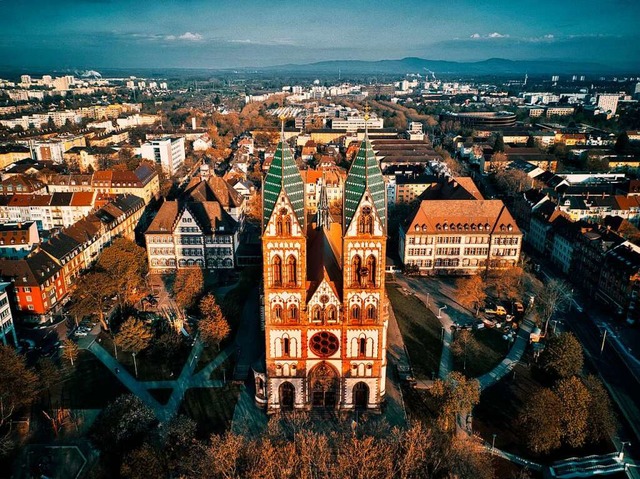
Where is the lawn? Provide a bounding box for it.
[51,351,127,410]
[97,332,190,381]
[451,327,509,378]
[387,284,443,380]
[180,385,241,438]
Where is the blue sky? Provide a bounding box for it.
[1,0,638,70]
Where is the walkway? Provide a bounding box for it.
[477,317,534,390]
[85,336,232,423]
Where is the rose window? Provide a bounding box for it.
[309,331,339,357]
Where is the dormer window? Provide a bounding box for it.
[422,225,427,232]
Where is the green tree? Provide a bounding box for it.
[455,275,487,316]
[121,443,166,479]
[90,394,157,456]
[173,268,204,310]
[198,293,231,350]
[614,131,632,154]
[519,387,563,454]
[535,278,573,336]
[555,376,591,448]
[583,375,617,442]
[540,332,584,380]
[494,133,505,152]
[431,372,480,432]
[115,317,153,377]
[61,338,79,367]
[0,345,39,427]
[97,238,148,312]
[70,271,114,330]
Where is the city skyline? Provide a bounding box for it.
[1,0,639,71]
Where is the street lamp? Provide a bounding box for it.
[492,434,497,454]
[426,292,430,306]
[438,305,447,319]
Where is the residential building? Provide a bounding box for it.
[145,199,238,272]
[141,137,185,176]
[0,282,17,345]
[256,129,388,413]
[0,175,47,195]
[597,242,640,324]
[597,94,620,116]
[0,222,39,259]
[0,250,68,322]
[399,199,522,274]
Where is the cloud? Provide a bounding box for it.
[166,32,203,42]
[469,32,509,40]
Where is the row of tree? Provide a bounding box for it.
[519,333,615,454]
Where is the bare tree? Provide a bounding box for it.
[535,279,573,336]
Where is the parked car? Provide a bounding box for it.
[514,302,525,314]
[485,305,507,316]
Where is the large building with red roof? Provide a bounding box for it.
[399,198,522,274]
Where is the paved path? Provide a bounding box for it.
[86,336,230,422]
[477,317,534,391]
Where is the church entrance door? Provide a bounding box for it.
[309,362,339,409]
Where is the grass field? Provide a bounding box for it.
[387,284,443,379]
[452,327,509,378]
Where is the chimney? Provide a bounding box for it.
[192,117,197,130]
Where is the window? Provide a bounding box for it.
[351,304,361,320]
[352,255,362,286]
[288,304,298,321]
[287,255,297,285]
[283,337,290,357]
[366,255,377,287]
[24,287,31,293]
[312,305,321,322]
[366,304,377,320]
[273,305,283,320]
[359,337,366,357]
[358,206,373,234]
[272,256,282,286]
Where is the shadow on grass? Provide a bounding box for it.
[387,284,443,380]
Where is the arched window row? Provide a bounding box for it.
[310,304,338,324]
[271,254,297,287]
[275,209,293,236]
[358,206,373,235]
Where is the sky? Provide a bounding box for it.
[0,0,639,71]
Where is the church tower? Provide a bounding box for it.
[258,114,388,412]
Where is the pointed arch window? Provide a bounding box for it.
[272,255,282,286]
[326,305,337,322]
[284,215,292,236]
[287,255,297,285]
[312,305,321,322]
[283,337,290,357]
[288,304,298,322]
[359,337,367,357]
[366,304,377,320]
[352,255,362,287]
[358,206,373,234]
[273,304,283,321]
[366,255,377,287]
[351,304,361,321]
[276,215,284,235]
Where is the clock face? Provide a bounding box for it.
[309,331,339,357]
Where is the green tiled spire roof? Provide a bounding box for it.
[344,138,386,231]
[263,140,305,230]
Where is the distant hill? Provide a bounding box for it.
[257,57,621,76]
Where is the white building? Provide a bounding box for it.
[0,282,17,346]
[141,137,185,176]
[597,94,620,116]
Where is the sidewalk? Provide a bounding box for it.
[477,318,534,390]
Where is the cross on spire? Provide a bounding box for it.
[363,104,370,137]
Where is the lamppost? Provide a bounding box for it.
[426,292,430,306]
[438,305,447,319]
[492,434,497,454]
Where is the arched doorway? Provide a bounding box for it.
[309,362,339,409]
[353,382,369,409]
[279,382,295,410]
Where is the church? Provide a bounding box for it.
[254,118,389,412]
